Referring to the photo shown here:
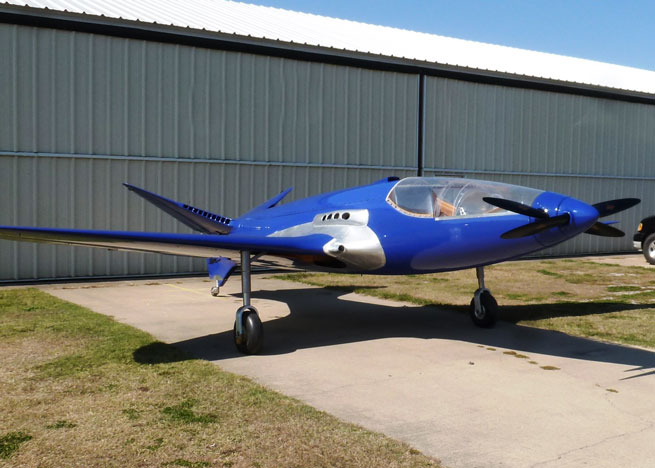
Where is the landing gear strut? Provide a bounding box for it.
[233,250,264,354]
[469,266,498,328]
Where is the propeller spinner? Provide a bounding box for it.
[483,196,640,239]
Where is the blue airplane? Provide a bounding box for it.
[0,176,640,354]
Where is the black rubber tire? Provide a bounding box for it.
[643,233,655,265]
[233,310,264,355]
[469,290,498,328]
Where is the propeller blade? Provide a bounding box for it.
[483,197,549,219]
[501,214,570,239]
[592,198,640,218]
[585,222,625,237]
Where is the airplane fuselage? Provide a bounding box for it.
[235,178,600,275]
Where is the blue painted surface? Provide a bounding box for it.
[207,257,237,286]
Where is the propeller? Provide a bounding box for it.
[584,222,625,238]
[592,198,641,218]
[498,214,570,239]
[483,196,640,239]
[584,198,640,237]
[482,197,549,219]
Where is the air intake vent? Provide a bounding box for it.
[183,204,231,225]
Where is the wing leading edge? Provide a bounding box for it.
[0,226,331,259]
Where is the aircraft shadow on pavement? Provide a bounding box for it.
[133,285,655,376]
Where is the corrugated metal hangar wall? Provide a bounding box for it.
[1,21,654,281]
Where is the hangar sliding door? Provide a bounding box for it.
[422,77,655,255]
[0,24,418,280]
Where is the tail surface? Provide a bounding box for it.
[124,183,232,234]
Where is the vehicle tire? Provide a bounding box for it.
[233,309,264,355]
[643,233,655,265]
[469,290,498,328]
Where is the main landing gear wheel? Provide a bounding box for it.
[469,266,498,328]
[643,233,655,265]
[233,306,263,355]
[232,250,264,354]
[470,289,498,328]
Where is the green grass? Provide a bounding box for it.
[536,269,561,277]
[45,420,77,430]
[0,288,440,468]
[161,400,218,424]
[0,432,32,459]
[277,258,655,349]
[606,285,642,292]
[163,459,210,468]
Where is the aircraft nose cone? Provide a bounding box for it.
[559,197,599,232]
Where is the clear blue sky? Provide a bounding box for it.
[247,0,655,71]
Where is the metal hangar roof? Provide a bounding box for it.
[1,0,655,99]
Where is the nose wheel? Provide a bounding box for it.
[233,250,264,354]
[470,266,498,328]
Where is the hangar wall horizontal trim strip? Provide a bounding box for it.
[425,167,655,182]
[0,151,415,172]
[4,151,655,182]
[1,11,654,106]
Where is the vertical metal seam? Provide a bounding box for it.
[12,157,18,278]
[173,160,179,271]
[70,157,76,275]
[235,53,241,160]
[123,39,129,156]
[157,44,163,157]
[174,44,179,157]
[69,32,75,154]
[88,34,94,153]
[104,158,110,275]
[249,53,255,160]
[189,47,196,157]
[156,160,162,272]
[141,40,146,156]
[11,25,17,151]
[31,28,37,152]
[389,73,396,169]
[205,48,210,159]
[264,56,270,162]
[139,159,145,274]
[50,157,57,277]
[356,69,361,166]
[32,156,37,277]
[317,63,324,165]
[52,30,58,150]
[291,57,297,161]
[123,161,128,272]
[221,51,227,158]
[342,65,349,172]
[277,56,284,162]
[417,73,425,176]
[105,36,111,153]
[88,158,93,274]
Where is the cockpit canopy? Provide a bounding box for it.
[386,177,542,219]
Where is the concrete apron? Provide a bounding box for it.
[41,273,655,468]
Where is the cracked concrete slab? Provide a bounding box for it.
[35,274,655,468]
